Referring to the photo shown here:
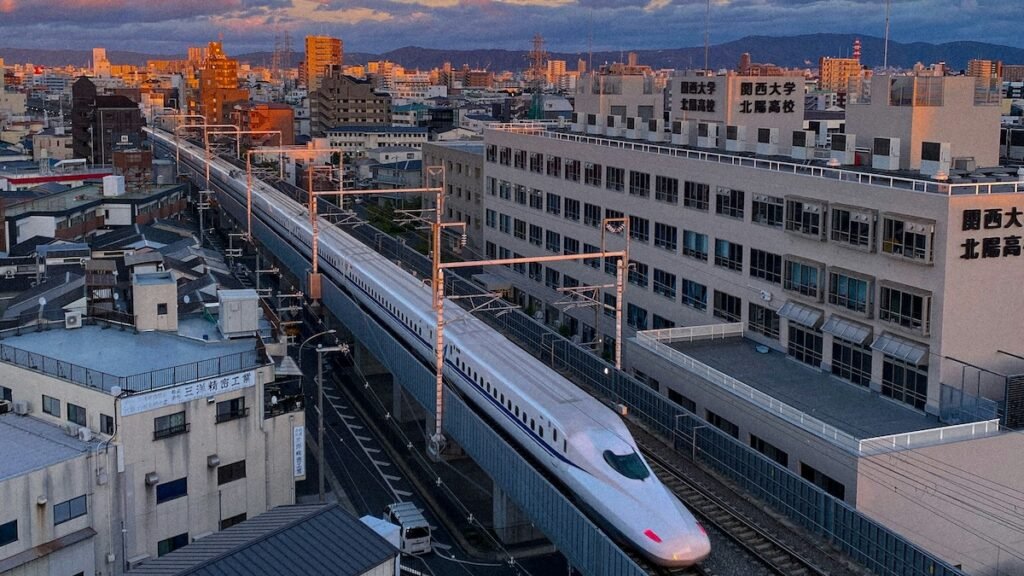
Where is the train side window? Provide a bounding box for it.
[530,418,535,430]
[553,429,558,442]
[539,427,544,439]
[563,440,567,452]
[514,406,519,417]
[500,393,504,404]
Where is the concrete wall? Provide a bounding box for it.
[857,432,1024,575]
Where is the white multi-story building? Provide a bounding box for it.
[325,125,427,159]
[481,73,1023,573]
[0,284,304,574]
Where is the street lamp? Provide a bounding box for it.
[298,330,347,503]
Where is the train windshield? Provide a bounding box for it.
[603,450,650,480]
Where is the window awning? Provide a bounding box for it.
[872,332,929,365]
[821,316,872,345]
[778,300,823,328]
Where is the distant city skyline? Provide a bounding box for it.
[0,0,1019,56]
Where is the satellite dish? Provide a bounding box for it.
[113,293,120,301]
[183,295,191,304]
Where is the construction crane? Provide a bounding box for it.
[528,33,547,120]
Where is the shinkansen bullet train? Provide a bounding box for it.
[148,127,711,567]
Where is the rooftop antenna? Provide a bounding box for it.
[704,0,711,73]
[883,0,891,70]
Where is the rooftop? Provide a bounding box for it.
[0,413,100,482]
[130,504,397,576]
[0,316,259,393]
[635,325,1000,455]
[489,123,1024,196]
[4,181,186,218]
[326,125,427,134]
[429,140,485,155]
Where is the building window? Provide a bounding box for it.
[654,223,678,252]
[752,195,784,227]
[528,225,543,246]
[830,206,875,249]
[604,255,621,276]
[544,268,561,289]
[606,166,625,192]
[628,171,650,197]
[563,237,580,255]
[545,230,561,253]
[158,533,189,557]
[655,176,679,204]
[653,269,677,299]
[683,181,709,210]
[217,460,247,485]
[584,162,603,186]
[220,513,247,530]
[53,495,87,525]
[748,303,780,339]
[683,230,708,261]
[154,411,188,440]
[713,290,742,322]
[784,258,822,299]
[156,477,188,504]
[583,203,601,227]
[498,180,511,200]
[628,261,649,288]
[528,262,542,282]
[879,283,931,334]
[706,409,739,439]
[546,155,562,177]
[882,356,928,410]
[529,152,543,173]
[682,279,708,311]
[750,434,789,467]
[583,244,601,268]
[216,397,248,423]
[785,198,825,237]
[652,315,676,329]
[528,189,543,210]
[629,216,649,243]
[485,209,496,229]
[564,198,580,221]
[513,149,526,169]
[0,385,10,402]
[0,520,16,547]
[42,395,60,417]
[157,303,168,315]
[565,159,580,181]
[485,242,497,259]
[881,215,933,263]
[101,414,114,435]
[627,303,648,330]
[486,145,497,162]
[714,239,744,271]
[749,249,782,284]
[67,403,86,426]
[832,337,872,386]
[514,185,527,205]
[604,209,624,229]
[828,271,872,315]
[603,293,616,317]
[667,389,696,412]
[715,187,744,219]
[513,219,526,240]
[801,463,845,500]
[787,325,823,367]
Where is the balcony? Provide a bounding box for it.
[215,407,250,424]
[153,422,190,440]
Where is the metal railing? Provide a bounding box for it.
[857,419,1001,455]
[487,123,1024,197]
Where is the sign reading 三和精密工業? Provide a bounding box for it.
[120,370,258,416]
[959,207,1024,260]
[293,426,305,478]
[737,81,799,115]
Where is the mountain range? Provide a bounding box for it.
[2,34,1022,72]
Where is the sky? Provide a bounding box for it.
[0,0,1019,56]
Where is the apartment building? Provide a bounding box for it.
[422,141,485,253]
[0,285,304,574]
[481,73,1021,572]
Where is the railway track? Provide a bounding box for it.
[638,440,827,576]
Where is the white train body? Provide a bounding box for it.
[149,128,711,567]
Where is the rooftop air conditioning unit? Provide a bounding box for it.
[646,118,666,143]
[65,310,82,329]
[725,125,746,152]
[920,141,952,177]
[13,400,30,415]
[757,128,779,156]
[696,122,719,149]
[952,156,977,172]
[871,137,901,170]
[0,400,10,414]
[145,472,160,486]
[78,427,93,442]
[670,120,691,146]
[604,115,623,138]
[585,113,603,135]
[830,133,856,165]
[625,116,646,140]
[790,130,816,160]
[65,422,80,436]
